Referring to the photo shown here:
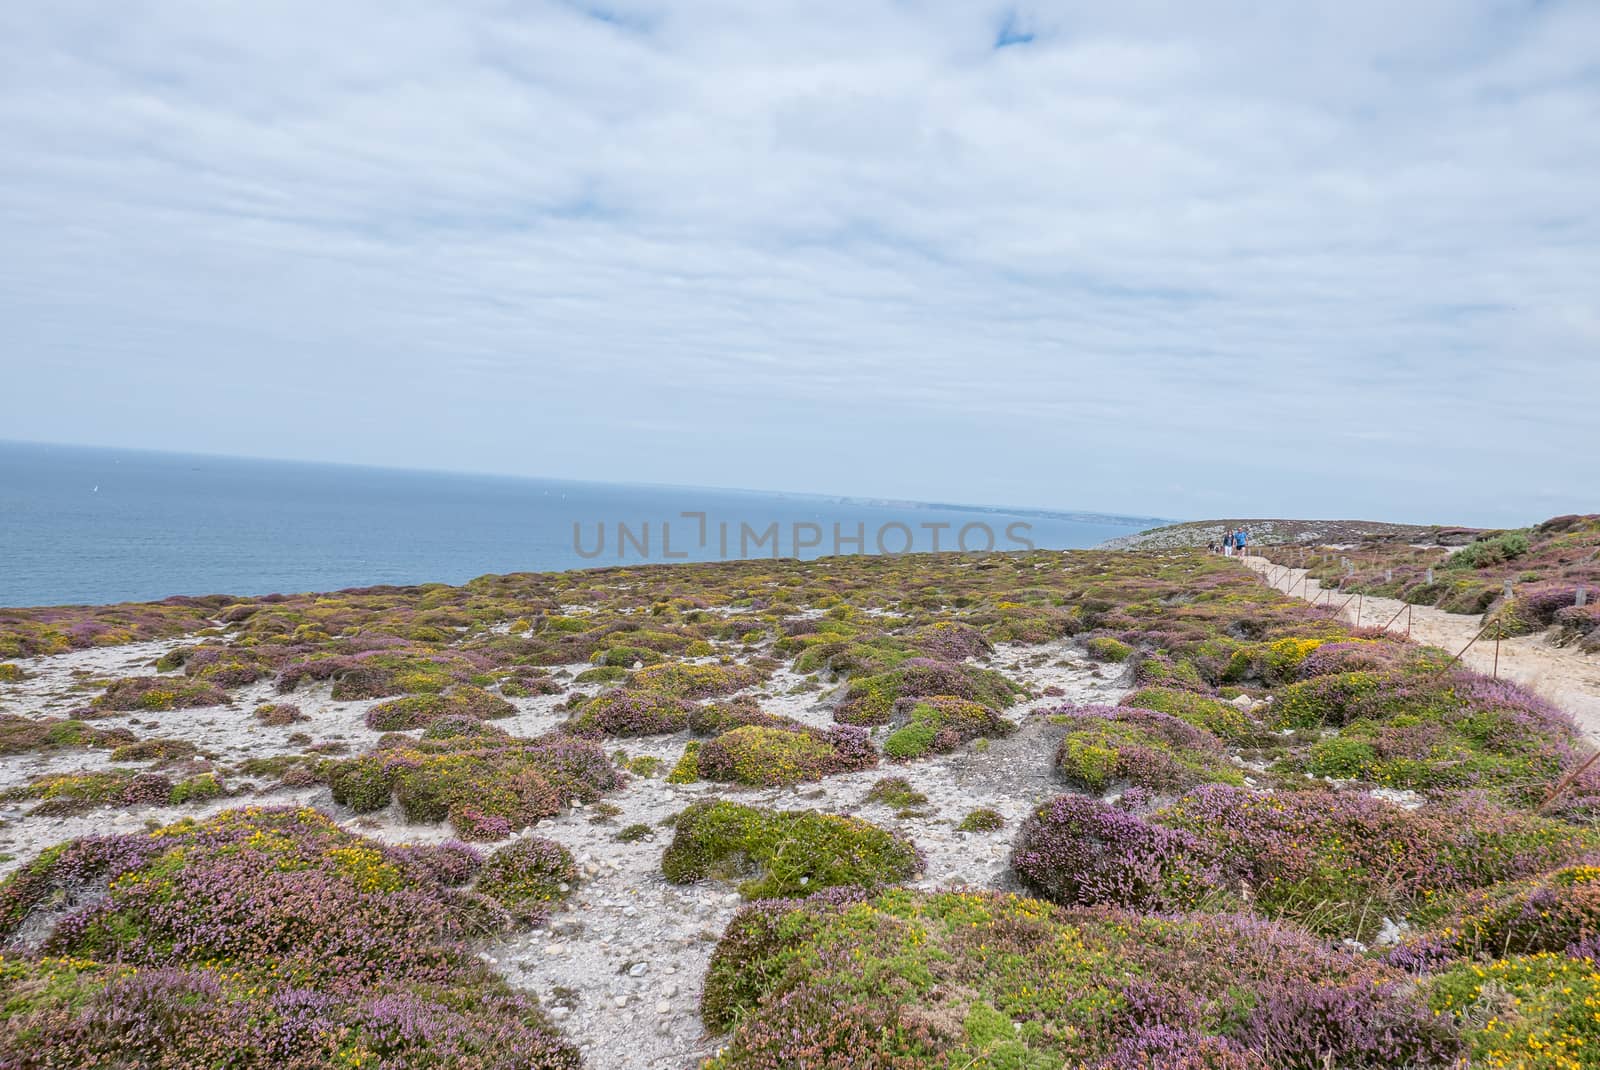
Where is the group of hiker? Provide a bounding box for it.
[1210,528,1250,557]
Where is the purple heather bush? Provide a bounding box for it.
[1012,794,1226,912]
[1155,785,1597,940]
[364,684,515,731]
[92,675,228,712]
[0,809,578,1068]
[905,620,992,662]
[700,890,1461,1070]
[1387,858,1600,970]
[563,688,695,737]
[253,701,309,726]
[1050,705,1242,793]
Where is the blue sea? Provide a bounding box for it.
[0,442,1160,608]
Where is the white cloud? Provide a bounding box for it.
[0,0,1596,526]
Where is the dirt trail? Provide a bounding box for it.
[1242,555,1600,742]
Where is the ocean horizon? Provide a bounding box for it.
[0,441,1167,608]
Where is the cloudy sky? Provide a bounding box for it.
[2,1,1596,526]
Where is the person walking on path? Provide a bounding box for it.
[1236,528,1249,556]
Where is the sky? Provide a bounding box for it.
[1,2,1597,528]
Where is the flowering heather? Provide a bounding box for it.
[1050,705,1242,793]
[252,701,308,726]
[696,723,877,787]
[688,696,789,735]
[834,658,1025,726]
[363,684,515,730]
[0,714,132,756]
[1155,785,1597,940]
[1119,687,1263,744]
[1012,794,1226,912]
[1296,636,1428,679]
[700,889,1461,1069]
[274,647,486,700]
[92,675,227,712]
[905,620,992,662]
[0,808,578,1068]
[1,769,211,816]
[326,732,621,841]
[563,688,695,737]
[1387,860,1600,969]
[662,801,922,899]
[475,836,578,923]
[623,660,762,698]
[157,642,277,686]
[882,694,1016,759]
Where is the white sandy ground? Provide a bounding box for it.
[0,633,1127,1070]
[1242,555,1600,743]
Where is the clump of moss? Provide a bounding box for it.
[592,645,666,668]
[616,823,654,843]
[864,776,929,815]
[662,800,922,898]
[0,663,24,682]
[956,807,1004,832]
[881,695,1015,760]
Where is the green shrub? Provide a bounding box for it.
[168,773,225,805]
[956,808,1004,832]
[1084,636,1134,662]
[625,662,760,698]
[1430,953,1598,1068]
[1052,708,1241,793]
[475,837,577,918]
[1121,687,1259,743]
[662,801,921,898]
[882,696,1015,760]
[695,724,875,787]
[667,741,701,783]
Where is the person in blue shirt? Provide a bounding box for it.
[1236,528,1248,555]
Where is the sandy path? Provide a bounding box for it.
[1242,555,1600,742]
